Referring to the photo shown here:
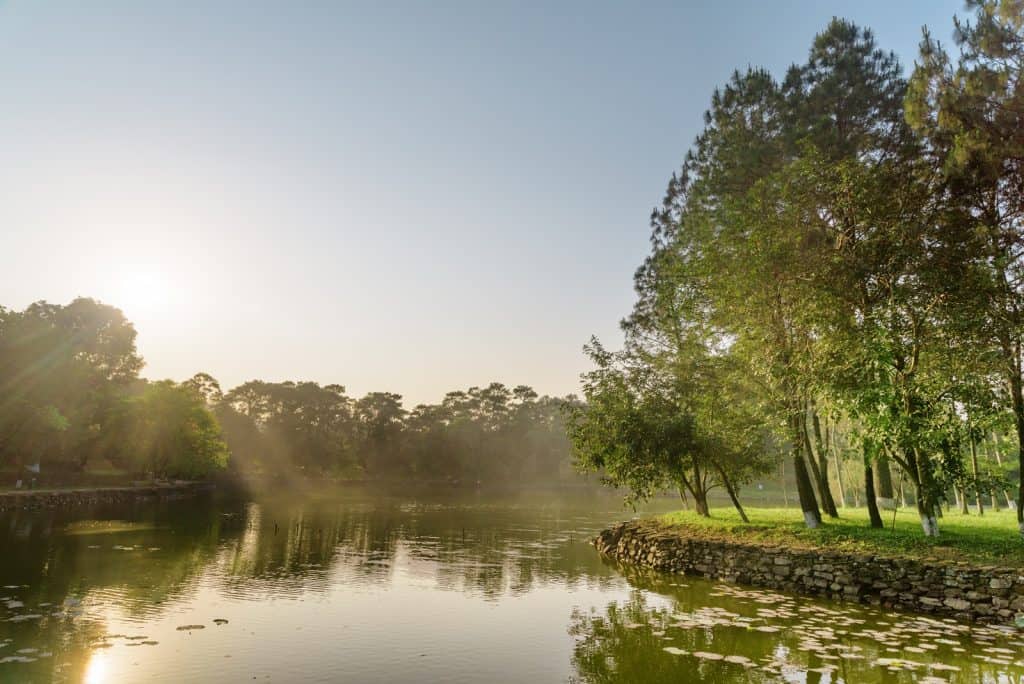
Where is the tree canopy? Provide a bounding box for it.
[571,6,1024,538]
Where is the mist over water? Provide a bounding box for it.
[0,489,1020,683]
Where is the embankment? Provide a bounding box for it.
[594,520,1024,625]
[0,482,215,512]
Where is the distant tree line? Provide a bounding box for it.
[197,375,579,486]
[0,298,578,487]
[570,4,1024,538]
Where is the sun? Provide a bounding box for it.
[109,268,173,318]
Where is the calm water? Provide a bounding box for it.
[0,489,1022,683]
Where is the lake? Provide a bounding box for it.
[0,489,1021,683]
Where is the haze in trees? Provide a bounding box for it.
[0,299,579,490]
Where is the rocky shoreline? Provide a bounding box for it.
[594,520,1024,625]
[0,482,215,512]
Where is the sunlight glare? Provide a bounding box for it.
[110,268,173,318]
[83,651,108,684]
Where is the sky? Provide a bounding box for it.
[0,0,965,407]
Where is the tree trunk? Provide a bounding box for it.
[686,465,710,518]
[832,445,848,508]
[864,458,884,529]
[875,455,896,510]
[956,485,968,515]
[1006,344,1024,538]
[988,433,1017,510]
[811,407,841,513]
[692,488,709,517]
[794,453,821,528]
[715,464,749,523]
[677,486,690,511]
[791,414,821,528]
[780,459,789,508]
[916,485,939,536]
[909,448,939,537]
[802,413,838,518]
[969,434,984,516]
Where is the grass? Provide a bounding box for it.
[656,505,1024,566]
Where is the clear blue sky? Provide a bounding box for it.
[0,1,964,406]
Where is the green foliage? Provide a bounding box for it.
[129,381,230,479]
[0,299,227,482]
[581,10,1024,536]
[0,298,143,473]
[209,376,578,485]
[0,299,577,487]
[569,339,773,514]
[906,0,1024,529]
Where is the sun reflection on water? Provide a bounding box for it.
[83,650,108,684]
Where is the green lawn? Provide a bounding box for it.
[657,506,1024,566]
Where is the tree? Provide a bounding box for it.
[183,373,224,404]
[907,0,1024,537]
[579,17,1014,539]
[353,392,407,476]
[672,64,825,527]
[0,298,143,474]
[569,339,770,519]
[126,381,229,480]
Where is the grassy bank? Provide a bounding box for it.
[656,506,1024,566]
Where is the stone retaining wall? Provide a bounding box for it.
[0,483,214,512]
[594,520,1024,625]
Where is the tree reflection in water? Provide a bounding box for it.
[2,491,1022,682]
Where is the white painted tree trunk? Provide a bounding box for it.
[920,514,940,537]
[804,511,820,529]
[988,436,1017,511]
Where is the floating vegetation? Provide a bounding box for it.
[571,579,1024,683]
[7,614,42,622]
[64,521,157,536]
[176,624,205,631]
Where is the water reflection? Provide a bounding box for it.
[0,490,629,682]
[570,565,1024,683]
[0,490,1021,682]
